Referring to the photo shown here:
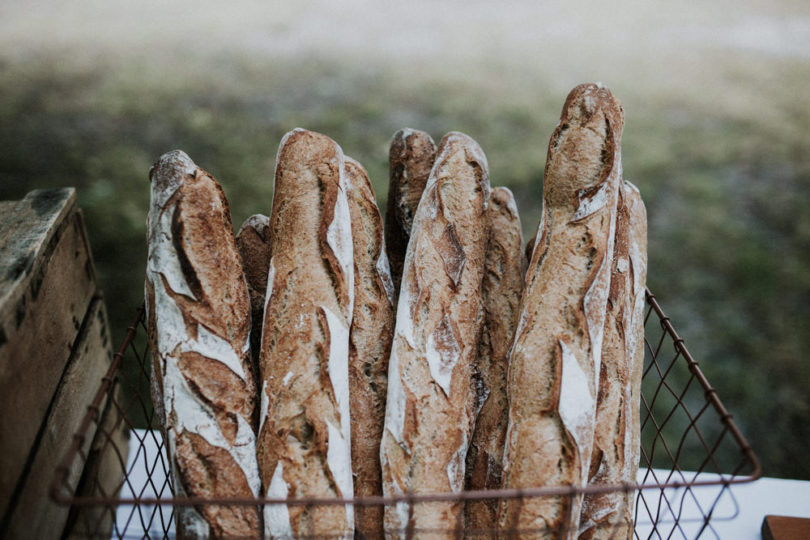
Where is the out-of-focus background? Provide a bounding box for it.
[1,0,808,479]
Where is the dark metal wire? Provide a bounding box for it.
[51,290,762,538]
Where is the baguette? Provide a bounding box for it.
[380,131,491,538]
[257,129,355,538]
[235,214,271,368]
[579,181,647,539]
[344,156,396,537]
[499,84,624,538]
[464,187,525,534]
[385,128,437,293]
[145,150,260,538]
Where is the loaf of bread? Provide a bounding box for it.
[256,129,355,538]
[235,214,271,367]
[464,187,525,534]
[145,150,261,538]
[579,180,647,539]
[380,131,491,538]
[384,128,437,293]
[343,156,396,537]
[499,83,624,538]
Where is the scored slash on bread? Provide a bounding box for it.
[257,129,355,539]
[145,150,261,538]
[579,181,647,539]
[343,156,396,537]
[380,131,491,538]
[499,83,625,538]
[385,128,438,295]
[464,186,526,533]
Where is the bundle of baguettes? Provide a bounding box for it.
[144,81,648,539]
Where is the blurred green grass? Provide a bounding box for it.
[1,50,809,480]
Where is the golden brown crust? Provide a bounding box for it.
[499,84,624,538]
[380,132,490,538]
[146,150,260,539]
[464,187,525,534]
[579,181,647,540]
[175,432,261,538]
[170,174,252,349]
[385,129,437,294]
[343,156,395,537]
[257,129,354,538]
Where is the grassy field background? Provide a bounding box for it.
[1,0,809,480]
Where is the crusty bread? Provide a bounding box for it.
[499,83,624,539]
[464,187,525,535]
[257,129,355,538]
[384,129,437,293]
[145,150,261,539]
[235,214,271,368]
[343,156,396,537]
[380,131,491,538]
[579,180,647,540]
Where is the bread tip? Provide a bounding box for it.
[438,130,486,159]
[435,131,490,186]
[238,214,270,237]
[277,127,309,148]
[392,127,415,140]
[275,128,343,169]
[490,186,519,218]
[149,149,196,183]
[563,83,622,123]
[344,155,367,174]
[622,179,641,195]
[389,128,436,161]
[148,151,198,211]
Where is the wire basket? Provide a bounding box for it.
[51,290,761,539]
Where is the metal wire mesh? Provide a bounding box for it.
[51,290,761,539]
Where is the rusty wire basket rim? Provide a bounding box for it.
[50,288,762,510]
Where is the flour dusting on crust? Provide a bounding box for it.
[425,313,461,397]
[557,339,595,486]
[383,347,407,444]
[321,304,354,535]
[446,430,468,492]
[327,154,355,316]
[264,462,294,538]
[376,250,396,306]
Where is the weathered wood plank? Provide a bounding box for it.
[0,188,97,518]
[63,379,130,540]
[0,297,112,539]
[762,515,810,540]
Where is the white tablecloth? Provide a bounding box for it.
[113,429,810,538]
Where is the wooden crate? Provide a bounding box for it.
[62,379,130,539]
[0,188,122,539]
